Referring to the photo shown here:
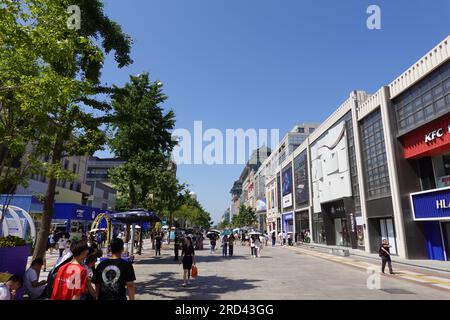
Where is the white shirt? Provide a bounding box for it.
[24,268,45,299]
[0,283,11,300]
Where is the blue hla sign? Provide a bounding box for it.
[436,199,450,209]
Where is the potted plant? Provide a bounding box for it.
[0,235,32,300]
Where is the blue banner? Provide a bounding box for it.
[411,188,450,220]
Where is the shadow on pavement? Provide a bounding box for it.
[135,271,262,300]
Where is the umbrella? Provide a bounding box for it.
[90,228,107,232]
[270,230,277,234]
[249,231,262,235]
[110,209,161,224]
[206,233,218,239]
[222,229,232,236]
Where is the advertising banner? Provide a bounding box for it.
[410,187,450,220]
[282,166,293,209]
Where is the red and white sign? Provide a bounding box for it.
[401,114,450,159]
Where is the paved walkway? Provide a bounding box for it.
[288,245,450,292]
[32,240,450,299]
[131,241,450,300]
[297,242,450,272]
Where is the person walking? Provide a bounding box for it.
[48,231,56,255]
[250,236,256,257]
[222,234,228,257]
[228,234,235,257]
[282,231,287,246]
[51,240,89,300]
[174,234,180,261]
[271,232,276,246]
[180,237,196,287]
[379,239,394,274]
[210,235,217,254]
[155,233,162,256]
[92,238,136,300]
[254,236,262,257]
[57,234,67,257]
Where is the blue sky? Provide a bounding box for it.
[97,0,450,223]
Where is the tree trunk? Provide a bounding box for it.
[33,136,64,260]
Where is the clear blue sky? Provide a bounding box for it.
[96,0,450,223]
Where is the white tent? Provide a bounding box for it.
[0,205,36,241]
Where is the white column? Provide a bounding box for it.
[379,86,408,259]
[351,94,371,252]
[306,139,314,242]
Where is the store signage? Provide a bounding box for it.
[283,194,292,208]
[424,126,450,143]
[76,209,85,218]
[410,187,450,220]
[402,114,450,159]
[283,213,293,220]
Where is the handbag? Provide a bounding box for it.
[191,265,198,278]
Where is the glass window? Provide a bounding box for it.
[435,97,447,113]
[360,109,390,199]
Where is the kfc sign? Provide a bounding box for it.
[424,126,450,143]
[402,114,450,159]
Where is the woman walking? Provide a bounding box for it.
[228,234,234,257]
[180,237,196,287]
[250,236,256,258]
[254,236,262,258]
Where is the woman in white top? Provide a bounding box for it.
[254,236,261,257]
[250,236,256,257]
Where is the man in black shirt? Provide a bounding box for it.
[379,239,394,274]
[92,238,136,300]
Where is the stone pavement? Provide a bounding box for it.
[31,240,450,299]
[131,241,450,300]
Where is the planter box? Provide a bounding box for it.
[0,245,31,300]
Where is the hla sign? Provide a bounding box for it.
[424,125,450,143]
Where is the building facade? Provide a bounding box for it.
[230,36,450,261]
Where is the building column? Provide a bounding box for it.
[379,86,408,259]
[351,93,371,252]
[306,139,314,242]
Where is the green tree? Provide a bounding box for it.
[232,204,257,228]
[108,73,177,210]
[0,0,133,259]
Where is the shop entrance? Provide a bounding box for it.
[379,218,397,255]
[334,218,350,247]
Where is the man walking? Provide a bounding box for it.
[271,231,276,246]
[379,239,394,274]
[51,240,89,300]
[92,238,136,300]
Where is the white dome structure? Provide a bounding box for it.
[0,205,36,241]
